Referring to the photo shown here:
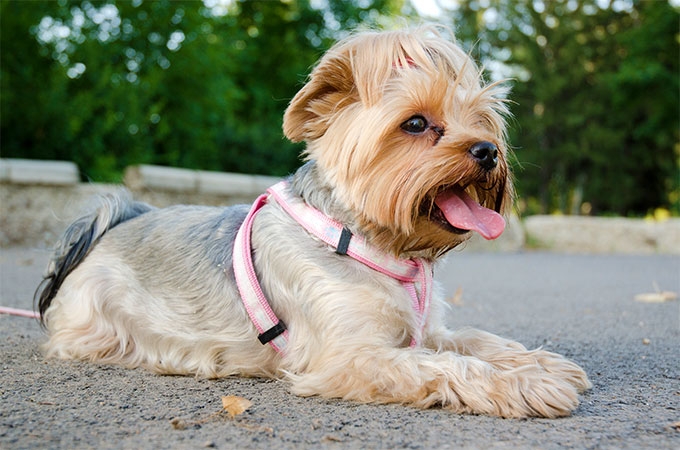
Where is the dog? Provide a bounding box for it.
[36,26,590,418]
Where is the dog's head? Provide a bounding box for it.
[283,26,513,258]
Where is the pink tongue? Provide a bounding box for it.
[434,188,506,240]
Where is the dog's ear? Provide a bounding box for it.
[283,49,358,143]
[283,29,444,144]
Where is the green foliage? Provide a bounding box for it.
[1,0,406,181]
[449,0,679,216]
[1,0,677,216]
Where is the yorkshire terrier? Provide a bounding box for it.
[37,26,590,418]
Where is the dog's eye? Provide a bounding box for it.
[401,115,428,134]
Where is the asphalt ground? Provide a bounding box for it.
[1,246,678,449]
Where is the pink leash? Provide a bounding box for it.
[232,181,433,355]
[0,306,40,319]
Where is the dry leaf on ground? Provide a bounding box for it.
[634,291,678,303]
[170,417,188,430]
[221,395,252,418]
[447,287,464,306]
[635,282,678,303]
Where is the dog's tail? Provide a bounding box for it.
[35,189,154,325]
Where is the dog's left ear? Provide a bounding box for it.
[283,48,358,143]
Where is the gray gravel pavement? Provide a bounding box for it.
[1,246,678,449]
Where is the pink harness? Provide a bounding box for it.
[232,181,433,355]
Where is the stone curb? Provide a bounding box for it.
[524,215,679,255]
[0,158,79,185]
[0,159,678,254]
[123,164,281,196]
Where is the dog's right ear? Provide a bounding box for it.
[283,49,358,143]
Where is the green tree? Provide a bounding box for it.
[1,1,72,163]
[1,0,407,181]
[448,0,679,216]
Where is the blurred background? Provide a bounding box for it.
[1,0,678,217]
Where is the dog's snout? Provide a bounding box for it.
[469,141,498,171]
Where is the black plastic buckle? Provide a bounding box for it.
[258,321,287,345]
[335,227,352,255]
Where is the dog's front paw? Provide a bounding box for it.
[488,365,583,418]
[531,349,592,393]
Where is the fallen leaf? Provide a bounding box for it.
[311,418,323,430]
[221,395,252,418]
[634,291,678,303]
[170,417,188,430]
[233,422,274,434]
[448,287,464,306]
[322,434,344,442]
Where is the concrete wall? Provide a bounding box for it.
[1,158,678,254]
[0,159,279,248]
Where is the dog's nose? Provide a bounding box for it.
[469,141,498,171]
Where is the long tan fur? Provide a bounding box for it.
[38,26,590,419]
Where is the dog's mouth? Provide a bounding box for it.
[425,185,505,240]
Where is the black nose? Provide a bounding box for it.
[469,141,498,171]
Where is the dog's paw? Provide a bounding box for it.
[479,345,592,395]
[531,349,592,393]
[487,365,583,418]
[432,355,584,418]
